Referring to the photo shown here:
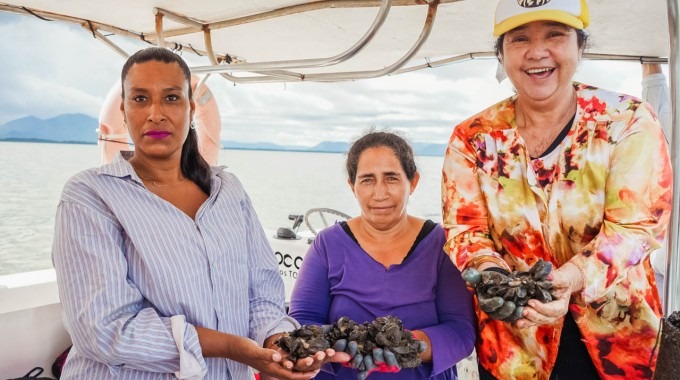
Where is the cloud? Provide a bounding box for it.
[206,61,518,146]
[1,11,650,147]
[0,14,127,123]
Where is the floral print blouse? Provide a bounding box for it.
[442,83,671,380]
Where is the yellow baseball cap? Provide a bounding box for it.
[493,0,590,37]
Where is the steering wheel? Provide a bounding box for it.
[304,208,351,235]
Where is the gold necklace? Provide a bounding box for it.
[130,162,189,187]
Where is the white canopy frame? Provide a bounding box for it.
[665,0,679,315]
[158,0,397,81]
[0,1,670,79]
[0,0,459,81]
[200,1,438,83]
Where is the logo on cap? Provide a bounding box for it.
[517,0,551,8]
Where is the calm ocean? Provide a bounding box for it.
[0,141,445,276]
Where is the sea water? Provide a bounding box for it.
[0,141,445,276]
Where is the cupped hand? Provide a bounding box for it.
[234,337,319,380]
[290,348,352,372]
[515,288,570,328]
[264,332,351,373]
[249,347,320,380]
[515,262,584,328]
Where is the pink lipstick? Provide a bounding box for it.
[145,131,171,139]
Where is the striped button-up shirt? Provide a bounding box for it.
[52,153,297,379]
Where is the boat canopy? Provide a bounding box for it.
[0,0,670,82]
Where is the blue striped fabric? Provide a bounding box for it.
[52,153,297,379]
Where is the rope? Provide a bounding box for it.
[98,137,133,146]
[188,44,203,56]
[21,7,52,21]
[139,33,152,44]
[96,128,129,140]
[86,20,96,38]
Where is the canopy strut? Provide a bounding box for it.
[664,0,679,316]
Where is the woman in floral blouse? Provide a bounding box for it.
[441,0,672,379]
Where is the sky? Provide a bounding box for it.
[0,11,659,147]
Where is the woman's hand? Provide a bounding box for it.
[197,327,320,380]
[263,333,352,374]
[410,330,432,362]
[515,262,584,328]
[291,348,351,372]
[231,335,319,380]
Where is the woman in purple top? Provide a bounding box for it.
[289,130,476,380]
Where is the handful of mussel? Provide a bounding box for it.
[276,316,426,370]
[275,324,331,362]
[654,311,680,379]
[461,259,555,322]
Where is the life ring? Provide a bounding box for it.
[97,75,222,165]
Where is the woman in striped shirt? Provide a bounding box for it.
[52,47,348,379]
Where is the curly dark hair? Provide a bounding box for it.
[346,129,417,185]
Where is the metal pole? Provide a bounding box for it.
[192,0,395,75]
[664,0,680,316]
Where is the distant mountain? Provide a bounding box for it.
[221,140,296,151]
[222,140,350,153]
[309,141,349,153]
[221,140,447,156]
[0,114,448,156]
[0,114,98,144]
[412,142,448,157]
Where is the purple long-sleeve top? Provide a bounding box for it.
[289,222,476,380]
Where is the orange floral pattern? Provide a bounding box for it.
[442,83,671,380]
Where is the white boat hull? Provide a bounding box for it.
[0,270,70,378]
